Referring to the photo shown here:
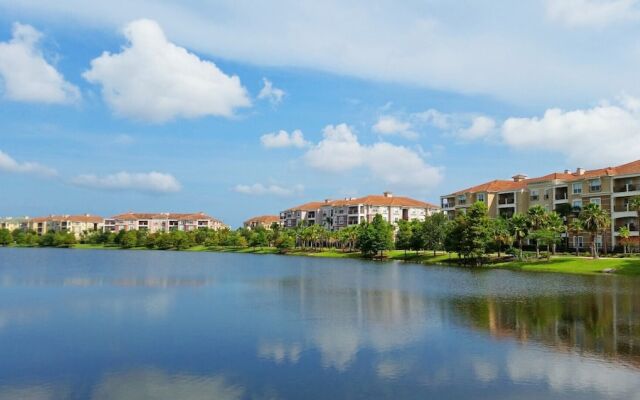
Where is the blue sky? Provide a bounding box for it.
[1,1,640,227]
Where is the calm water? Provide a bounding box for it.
[1,248,640,399]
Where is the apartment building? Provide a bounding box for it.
[0,216,31,231]
[280,192,440,230]
[104,212,226,233]
[26,214,104,238]
[441,159,640,249]
[243,215,281,230]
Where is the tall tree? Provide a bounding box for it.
[459,202,492,266]
[0,228,12,246]
[618,226,631,255]
[395,219,413,257]
[527,205,548,258]
[568,219,584,257]
[489,217,512,258]
[579,203,611,259]
[357,214,394,258]
[424,213,449,256]
[508,213,529,260]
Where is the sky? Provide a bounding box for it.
[1,0,640,227]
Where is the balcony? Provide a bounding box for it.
[555,193,568,201]
[615,184,637,193]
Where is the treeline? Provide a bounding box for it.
[0,201,625,265]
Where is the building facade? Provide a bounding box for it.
[280,192,440,230]
[104,212,226,233]
[440,160,640,249]
[0,216,31,232]
[243,215,281,230]
[25,215,104,238]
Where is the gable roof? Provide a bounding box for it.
[244,215,280,224]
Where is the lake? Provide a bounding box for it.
[0,247,639,399]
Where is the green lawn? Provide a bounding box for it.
[58,244,640,276]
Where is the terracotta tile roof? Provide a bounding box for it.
[445,159,640,196]
[30,215,103,223]
[286,202,328,212]
[244,215,280,224]
[111,212,222,223]
[288,195,439,210]
[451,179,527,195]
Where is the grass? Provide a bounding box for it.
[9,243,638,276]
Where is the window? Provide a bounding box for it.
[590,198,601,207]
[595,235,603,249]
[530,190,539,201]
[457,195,466,205]
[573,236,583,248]
[572,200,582,209]
[477,193,485,202]
[590,179,601,192]
[572,183,582,194]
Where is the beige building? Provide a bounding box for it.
[0,216,31,231]
[281,192,440,230]
[27,214,104,238]
[243,215,281,230]
[104,212,226,233]
[441,159,640,249]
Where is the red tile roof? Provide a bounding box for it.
[287,194,439,210]
[110,212,222,223]
[244,215,280,224]
[30,215,103,223]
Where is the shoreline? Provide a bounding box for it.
[3,244,640,276]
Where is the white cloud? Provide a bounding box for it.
[83,19,250,122]
[372,116,417,139]
[71,171,181,193]
[457,116,496,140]
[417,109,495,140]
[0,22,79,104]
[257,78,285,105]
[260,129,308,148]
[10,1,640,105]
[501,96,640,166]
[233,183,303,197]
[546,0,640,27]
[0,149,57,177]
[304,124,442,188]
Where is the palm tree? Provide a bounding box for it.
[527,205,548,258]
[546,212,565,255]
[618,226,631,255]
[579,203,611,259]
[630,196,640,234]
[509,213,528,260]
[490,217,512,258]
[568,219,583,257]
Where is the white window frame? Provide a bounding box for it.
[590,198,601,207]
[574,236,583,248]
[572,200,582,208]
[477,193,485,202]
[572,183,582,194]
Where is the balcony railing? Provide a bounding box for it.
[555,193,568,200]
[615,184,637,193]
[614,204,639,213]
[498,198,515,205]
[617,224,638,232]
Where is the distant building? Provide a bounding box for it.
[27,214,103,238]
[280,192,440,230]
[104,212,226,233]
[243,215,281,230]
[0,216,31,232]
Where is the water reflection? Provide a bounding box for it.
[1,248,640,399]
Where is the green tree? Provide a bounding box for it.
[458,202,492,266]
[409,219,425,254]
[568,219,584,256]
[424,213,449,256]
[171,230,193,250]
[395,219,413,257]
[120,230,138,249]
[275,232,295,253]
[579,203,611,259]
[618,226,631,255]
[527,205,548,258]
[0,228,13,246]
[489,217,512,258]
[155,232,174,250]
[508,213,529,260]
[357,214,394,258]
[546,212,565,255]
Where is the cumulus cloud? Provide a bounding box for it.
[260,129,308,148]
[0,22,79,103]
[71,171,181,193]
[83,19,250,122]
[233,183,303,197]
[372,116,417,139]
[258,78,285,105]
[501,96,640,166]
[417,109,495,140]
[304,124,442,188]
[546,0,640,27]
[0,149,57,177]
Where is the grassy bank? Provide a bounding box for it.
[8,243,639,276]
